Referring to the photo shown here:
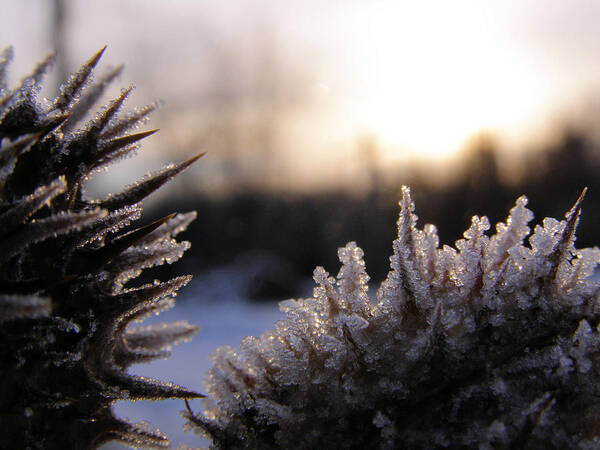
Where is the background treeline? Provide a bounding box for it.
[146,127,600,301]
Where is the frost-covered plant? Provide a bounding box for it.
[0,47,204,449]
[187,186,600,449]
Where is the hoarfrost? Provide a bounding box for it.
[0,48,202,449]
[190,187,600,449]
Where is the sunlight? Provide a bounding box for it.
[336,1,551,162]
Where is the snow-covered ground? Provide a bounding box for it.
[101,267,288,449]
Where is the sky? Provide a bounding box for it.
[1,0,599,191]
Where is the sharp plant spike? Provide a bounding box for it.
[136,211,197,246]
[0,51,55,110]
[62,64,125,133]
[117,299,177,333]
[71,214,176,273]
[566,187,587,220]
[0,48,201,448]
[88,85,133,136]
[91,129,159,169]
[141,275,193,301]
[102,276,192,321]
[89,45,107,68]
[106,128,159,149]
[184,151,207,166]
[110,373,205,401]
[38,112,70,135]
[110,213,176,248]
[546,187,587,290]
[70,204,142,247]
[112,422,170,448]
[114,347,171,369]
[0,208,106,262]
[100,100,162,140]
[110,240,191,279]
[0,176,67,236]
[54,45,107,111]
[100,153,205,210]
[126,321,200,351]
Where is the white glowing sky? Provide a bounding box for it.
[1,0,599,189]
[302,0,600,163]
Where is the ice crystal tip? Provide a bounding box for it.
[0,48,201,449]
[193,189,600,449]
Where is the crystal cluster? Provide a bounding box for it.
[188,186,600,449]
[0,47,202,449]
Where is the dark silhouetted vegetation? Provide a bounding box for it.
[147,125,600,301]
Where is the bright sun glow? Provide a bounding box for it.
[333,2,552,162]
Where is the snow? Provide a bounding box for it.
[100,267,285,449]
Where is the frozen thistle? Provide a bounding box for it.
[0,47,203,449]
[188,186,600,449]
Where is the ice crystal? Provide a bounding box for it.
[0,47,203,449]
[188,186,600,449]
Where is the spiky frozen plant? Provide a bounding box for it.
[187,186,600,449]
[0,46,204,449]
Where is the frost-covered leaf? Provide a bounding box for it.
[193,186,600,449]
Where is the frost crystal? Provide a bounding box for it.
[188,187,600,449]
[0,48,203,449]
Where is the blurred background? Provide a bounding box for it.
[2,0,600,447]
